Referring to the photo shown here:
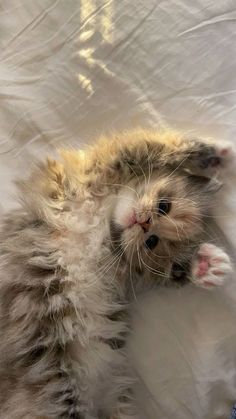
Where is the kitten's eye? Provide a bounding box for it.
[158,199,171,216]
[145,234,159,250]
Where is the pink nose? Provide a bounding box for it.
[138,218,151,233]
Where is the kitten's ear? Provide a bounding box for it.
[188,174,222,193]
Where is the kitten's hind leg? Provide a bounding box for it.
[190,243,232,289]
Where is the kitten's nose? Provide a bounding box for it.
[138,218,151,233]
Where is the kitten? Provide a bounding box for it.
[0,130,233,419]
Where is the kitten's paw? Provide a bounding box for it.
[190,140,236,177]
[191,243,232,289]
[197,141,235,174]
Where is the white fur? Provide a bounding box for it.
[60,196,136,417]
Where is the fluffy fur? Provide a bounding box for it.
[0,129,232,418]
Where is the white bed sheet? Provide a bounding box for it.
[1,1,236,418]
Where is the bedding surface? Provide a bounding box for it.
[1,1,236,418]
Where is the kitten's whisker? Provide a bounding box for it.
[95,248,125,276]
[129,243,138,302]
[147,251,171,259]
[143,248,169,269]
[139,254,167,278]
[99,234,135,271]
[147,159,153,190]
[138,248,166,276]
[110,242,130,284]
[203,214,232,218]
[151,211,182,241]
[94,252,126,286]
[135,160,149,195]
[186,218,220,242]
[136,243,142,272]
[125,161,142,194]
[164,151,192,180]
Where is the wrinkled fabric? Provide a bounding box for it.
[1,1,236,418]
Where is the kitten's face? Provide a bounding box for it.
[110,172,209,276]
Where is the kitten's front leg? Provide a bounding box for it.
[161,136,234,178]
[110,133,234,183]
[171,243,232,289]
[190,243,232,289]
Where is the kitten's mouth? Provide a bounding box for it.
[110,218,159,262]
[138,217,151,233]
[127,211,151,233]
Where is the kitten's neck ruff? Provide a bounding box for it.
[59,192,126,279]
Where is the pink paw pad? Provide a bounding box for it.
[219,148,229,157]
[197,257,209,277]
[191,243,232,289]
[215,142,235,165]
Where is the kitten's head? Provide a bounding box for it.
[110,171,218,278]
